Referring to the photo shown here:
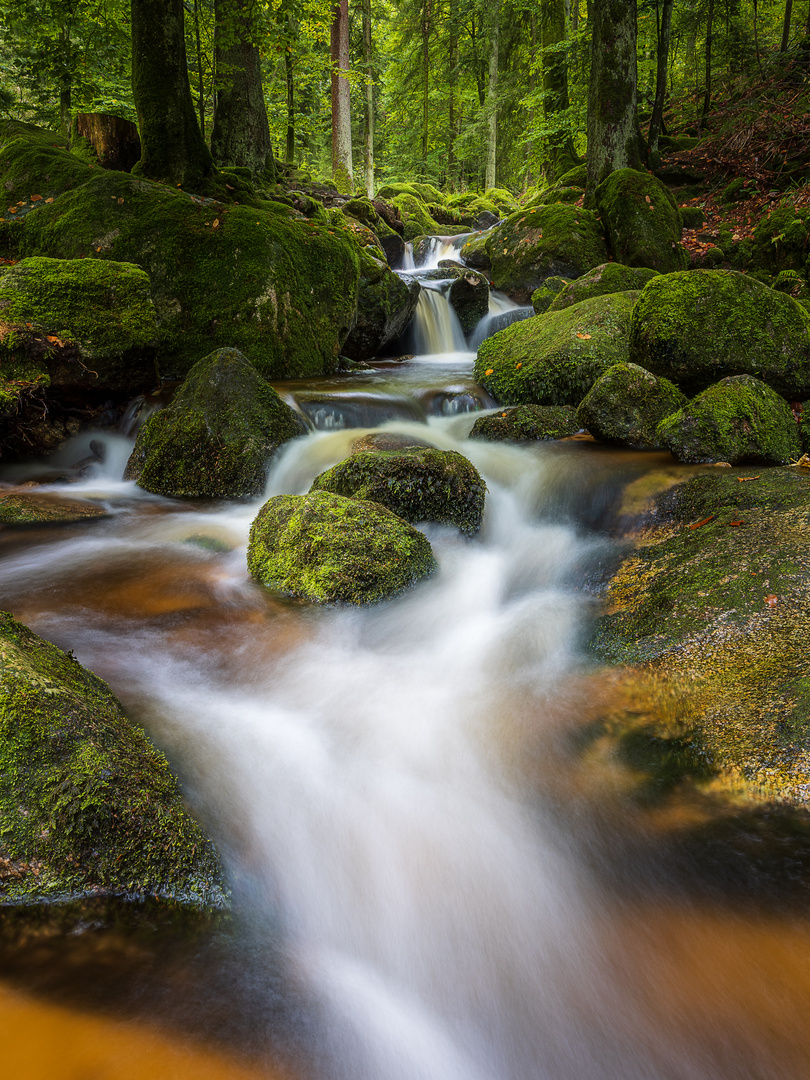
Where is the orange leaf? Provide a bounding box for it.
[46,335,61,343]
[765,594,778,607]
[44,197,54,204]
[213,218,220,228]
[484,368,494,376]
[688,515,715,529]
[645,195,652,204]
[738,475,760,482]
[576,333,592,340]
[117,197,124,205]
[727,520,745,527]
[515,362,522,370]
[30,194,42,201]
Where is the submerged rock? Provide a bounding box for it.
[311,447,486,535]
[342,250,420,361]
[469,404,579,443]
[630,270,810,398]
[577,362,686,450]
[124,347,306,498]
[350,432,432,453]
[595,168,688,273]
[474,291,637,406]
[549,264,659,312]
[657,374,802,465]
[0,611,224,907]
[247,490,437,604]
[0,490,108,525]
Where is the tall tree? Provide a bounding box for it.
[131,0,213,187]
[485,0,500,189]
[540,0,579,180]
[330,0,352,190]
[648,0,674,155]
[701,0,714,127]
[586,0,643,191]
[361,0,374,197]
[210,0,274,176]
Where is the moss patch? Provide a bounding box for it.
[342,249,419,361]
[0,491,108,525]
[577,362,686,450]
[468,404,579,442]
[595,168,688,273]
[549,263,659,312]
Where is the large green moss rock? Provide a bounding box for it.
[0,611,224,907]
[549,263,659,312]
[474,291,638,406]
[595,168,688,273]
[486,204,609,302]
[657,374,802,465]
[1,128,360,380]
[247,490,437,604]
[448,267,490,333]
[577,362,686,450]
[342,249,420,360]
[468,404,579,443]
[590,469,810,804]
[124,347,305,498]
[0,121,92,205]
[629,270,810,399]
[341,197,405,267]
[460,231,493,274]
[0,257,159,395]
[310,447,486,535]
[752,206,810,274]
[391,193,441,241]
[531,276,569,314]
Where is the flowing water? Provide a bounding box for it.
[4,292,810,1079]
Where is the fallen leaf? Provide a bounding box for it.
[212,218,220,228]
[576,333,592,340]
[30,194,42,201]
[45,335,61,344]
[688,515,715,529]
[515,362,522,370]
[738,475,760,482]
[225,183,235,191]
[45,197,53,204]
[484,368,494,376]
[727,520,745,526]
[117,197,124,205]
[765,594,778,606]
[645,195,652,204]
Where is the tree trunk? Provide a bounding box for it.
[59,24,71,137]
[485,0,500,190]
[192,0,205,136]
[362,0,374,198]
[331,0,353,192]
[648,0,673,154]
[210,0,274,177]
[75,113,142,172]
[753,0,763,74]
[448,27,459,188]
[131,0,213,188]
[285,46,295,164]
[540,0,580,181]
[701,0,714,127]
[421,0,432,170]
[781,0,794,50]
[586,0,643,192]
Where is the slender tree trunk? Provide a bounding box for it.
[192,0,205,136]
[421,0,432,170]
[485,0,500,189]
[59,24,71,137]
[526,10,537,183]
[701,0,714,127]
[540,0,579,181]
[781,0,794,50]
[331,0,353,191]
[648,0,673,153]
[285,46,295,164]
[362,0,374,197]
[448,28,459,188]
[753,0,763,74]
[586,0,643,192]
[131,0,213,188]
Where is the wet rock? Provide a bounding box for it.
[350,432,432,453]
[630,270,810,398]
[469,404,579,443]
[342,250,420,361]
[247,490,437,604]
[577,362,686,450]
[475,291,637,406]
[310,447,486,535]
[124,347,305,498]
[657,374,802,465]
[460,232,493,274]
[0,490,108,525]
[0,611,224,908]
[595,168,688,273]
[549,263,659,312]
[448,268,490,334]
[531,276,570,314]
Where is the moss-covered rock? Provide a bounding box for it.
[527,186,583,207]
[341,196,405,268]
[800,401,810,452]
[486,204,609,302]
[679,205,705,229]
[549,263,659,312]
[630,270,810,398]
[448,267,490,333]
[752,206,810,274]
[556,164,588,188]
[460,231,493,274]
[468,404,579,442]
[0,257,159,395]
[594,168,688,273]
[310,447,486,535]
[124,347,305,498]
[0,121,92,205]
[2,129,360,379]
[658,375,802,465]
[342,249,420,360]
[391,193,441,241]
[0,611,224,906]
[247,490,437,604]
[0,490,108,525]
[531,276,569,314]
[350,432,432,453]
[577,362,686,450]
[474,291,638,405]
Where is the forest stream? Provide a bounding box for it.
[3,278,810,1080]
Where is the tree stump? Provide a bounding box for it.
[74,113,142,172]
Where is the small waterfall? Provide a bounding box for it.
[402,243,416,271]
[412,287,468,354]
[469,291,534,349]
[418,234,474,270]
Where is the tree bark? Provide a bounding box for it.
[781,0,794,50]
[192,0,205,136]
[285,46,295,164]
[362,0,374,198]
[131,0,213,187]
[421,0,432,170]
[648,0,673,154]
[485,0,500,190]
[331,0,353,192]
[210,0,274,177]
[540,0,580,181]
[586,0,643,192]
[701,0,714,127]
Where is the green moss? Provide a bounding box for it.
[657,374,803,465]
[630,269,810,398]
[378,181,445,204]
[577,362,686,449]
[0,491,108,525]
[549,263,659,312]
[679,205,705,229]
[526,186,583,208]
[594,168,687,273]
[753,207,810,274]
[799,401,810,452]
[391,193,441,241]
[247,490,437,604]
[531,276,570,314]
[468,404,579,442]
[342,248,419,360]
[459,232,492,274]
[0,121,92,206]
[0,612,224,906]
[556,164,588,187]
[474,291,638,405]
[310,447,486,535]
[125,347,305,498]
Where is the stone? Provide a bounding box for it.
[594,168,688,273]
[577,362,686,450]
[469,404,580,442]
[0,490,109,525]
[342,249,420,361]
[548,263,659,312]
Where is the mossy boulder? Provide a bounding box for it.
[594,168,688,273]
[531,276,569,314]
[486,204,609,302]
[549,263,659,312]
[247,490,437,604]
[341,196,406,268]
[557,164,588,188]
[0,257,159,395]
[2,129,360,379]
[310,447,486,535]
[342,250,420,361]
[0,490,108,524]
[527,186,583,207]
[0,611,224,907]
[391,193,440,241]
[0,121,92,205]
[630,270,810,398]
[448,267,490,333]
[474,291,638,406]
[576,362,686,450]
[468,404,579,443]
[590,469,810,804]
[124,347,305,498]
[460,231,493,274]
[752,207,810,274]
[657,374,802,465]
